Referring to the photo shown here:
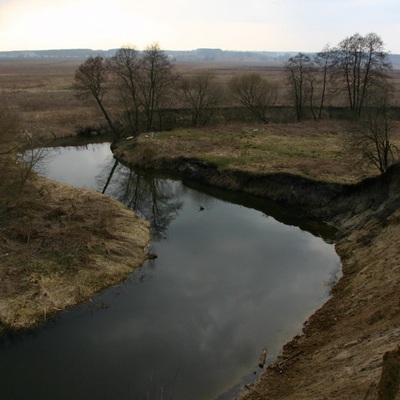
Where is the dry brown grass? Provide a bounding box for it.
[117,120,400,184]
[0,59,101,138]
[2,59,399,141]
[0,176,150,332]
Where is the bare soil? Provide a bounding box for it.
[238,207,400,399]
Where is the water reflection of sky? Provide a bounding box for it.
[0,143,341,400]
[42,143,113,188]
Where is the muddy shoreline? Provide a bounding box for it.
[113,143,400,399]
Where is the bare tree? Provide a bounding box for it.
[0,104,47,202]
[180,71,221,126]
[107,47,142,135]
[346,86,398,173]
[229,73,277,123]
[74,56,119,138]
[19,133,49,186]
[137,43,177,132]
[331,33,392,118]
[285,53,314,121]
[75,44,179,136]
[313,45,335,119]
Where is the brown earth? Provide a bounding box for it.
[113,134,400,400]
[237,186,400,399]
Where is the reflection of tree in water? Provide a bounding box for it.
[97,158,183,240]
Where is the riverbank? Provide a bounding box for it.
[112,125,400,399]
[0,175,150,333]
[1,119,399,398]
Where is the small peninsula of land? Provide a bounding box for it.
[0,174,150,332]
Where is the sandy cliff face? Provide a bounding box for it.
[233,164,400,399]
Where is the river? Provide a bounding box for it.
[0,142,341,400]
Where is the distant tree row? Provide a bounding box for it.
[285,33,397,173]
[74,35,398,173]
[285,32,393,121]
[74,43,175,139]
[74,43,280,136]
[74,34,395,134]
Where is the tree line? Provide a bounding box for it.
[74,43,280,134]
[74,34,398,173]
[284,33,397,173]
[285,33,393,121]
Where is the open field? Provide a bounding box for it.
[0,175,150,331]
[0,59,99,138]
[1,58,400,140]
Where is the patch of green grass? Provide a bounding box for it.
[156,130,201,140]
[129,121,390,183]
[196,155,238,168]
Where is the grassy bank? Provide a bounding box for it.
[114,121,397,185]
[0,175,150,333]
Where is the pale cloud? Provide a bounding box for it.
[0,0,399,52]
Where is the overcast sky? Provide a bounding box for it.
[0,0,399,53]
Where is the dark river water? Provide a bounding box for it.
[0,143,341,400]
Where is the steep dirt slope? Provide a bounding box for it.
[237,166,400,399]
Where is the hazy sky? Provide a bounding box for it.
[0,0,399,53]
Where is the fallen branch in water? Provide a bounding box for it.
[259,347,267,368]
